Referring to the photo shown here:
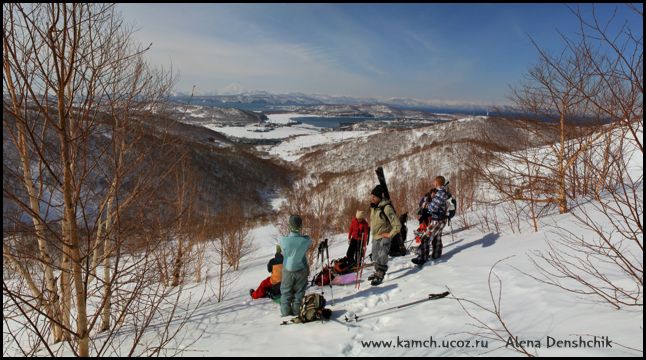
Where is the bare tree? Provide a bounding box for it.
[452,257,535,357]
[527,128,643,309]
[3,3,205,356]
[521,4,643,310]
[280,178,335,269]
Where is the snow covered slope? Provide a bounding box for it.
[120,196,642,357]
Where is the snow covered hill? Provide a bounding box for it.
[4,110,641,357]
[272,116,558,214]
[88,125,640,357]
[79,192,641,357]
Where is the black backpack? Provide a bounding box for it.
[377,203,407,256]
[389,213,408,256]
[332,257,353,275]
[446,194,457,222]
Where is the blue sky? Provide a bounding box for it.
[119,4,642,104]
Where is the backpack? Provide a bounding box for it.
[377,203,400,237]
[446,194,457,222]
[443,181,457,222]
[312,266,335,286]
[389,213,408,257]
[299,293,327,323]
[332,257,353,275]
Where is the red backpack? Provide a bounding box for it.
[312,265,335,286]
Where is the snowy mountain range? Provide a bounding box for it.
[170,90,497,113]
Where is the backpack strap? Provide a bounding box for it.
[378,203,393,225]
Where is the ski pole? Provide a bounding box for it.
[316,240,324,295]
[355,230,364,289]
[449,220,455,244]
[355,230,363,289]
[324,239,334,305]
[357,232,369,291]
[345,291,450,322]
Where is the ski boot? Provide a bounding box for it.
[370,275,384,286]
[411,255,428,266]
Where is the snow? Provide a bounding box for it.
[204,123,321,140]
[4,125,642,357]
[267,130,380,162]
[265,113,319,125]
[184,107,208,118]
[128,125,640,356]
[116,197,640,357]
[270,197,287,211]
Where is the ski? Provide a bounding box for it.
[344,291,450,322]
[375,166,392,203]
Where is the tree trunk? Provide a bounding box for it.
[558,105,569,214]
[17,128,63,343]
[101,198,114,332]
[58,91,89,357]
[3,21,62,345]
[90,213,105,282]
[172,239,184,287]
[60,220,72,341]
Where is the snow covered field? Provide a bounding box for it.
[266,130,380,161]
[265,113,319,125]
[202,113,325,140]
[112,198,641,357]
[204,122,321,140]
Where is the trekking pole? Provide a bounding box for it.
[323,239,334,305]
[357,232,369,291]
[449,219,455,244]
[355,230,364,290]
[318,241,325,296]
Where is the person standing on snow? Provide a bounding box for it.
[280,215,312,317]
[367,185,401,286]
[412,176,449,265]
[346,210,370,268]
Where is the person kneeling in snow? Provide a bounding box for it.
[280,215,312,317]
[250,245,283,300]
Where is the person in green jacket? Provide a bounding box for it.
[280,214,312,317]
[368,184,401,286]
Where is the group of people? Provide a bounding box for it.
[249,175,453,321]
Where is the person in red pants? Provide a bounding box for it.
[250,245,283,300]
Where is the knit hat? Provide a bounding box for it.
[275,244,282,254]
[356,210,364,220]
[288,214,302,233]
[371,184,384,199]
